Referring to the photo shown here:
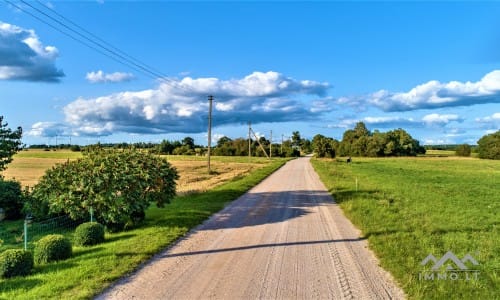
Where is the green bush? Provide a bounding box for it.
[455,144,471,157]
[477,130,500,160]
[34,234,72,264]
[74,222,105,246]
[31,148,178,230]
[0,249,34,278]
[0,179,24,220]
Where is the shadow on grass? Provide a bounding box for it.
[104,234,136,243]
[33,260,77,275]
[0,278,43,293]
[329,189,381,204]
[72,246,105,258]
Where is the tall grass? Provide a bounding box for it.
[311,157,499,299]
[0,159,287,299]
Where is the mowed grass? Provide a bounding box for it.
[0,150,288,299]
[311,157,499,300]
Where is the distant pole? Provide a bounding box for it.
[207,95,213,173]
[270,130,272,158]
[248,121,252,159]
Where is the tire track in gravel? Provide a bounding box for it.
[97,157,406,300]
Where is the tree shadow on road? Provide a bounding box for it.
[199,189,336,230]
[160,238,366,258]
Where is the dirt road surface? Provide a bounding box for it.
[97,157,405,300]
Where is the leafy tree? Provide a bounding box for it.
[157,140,180,154]
[312,134,337,158]
[0,116,23,172]
[0,179,24,220]
[216,136,232,148]
[30,148,178,230]
[182,136,195,149]
[455,144,471,157]
[291,131,301,148]
[338,122,424,157]
[477,130,500,160]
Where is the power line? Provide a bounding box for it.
[17,0,167,80]
[4,0,187,90]
[32,0,168,80]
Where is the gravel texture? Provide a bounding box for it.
[97,157,405,300]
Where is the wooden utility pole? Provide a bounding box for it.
[251,128,270,159]
[207,95,213,173]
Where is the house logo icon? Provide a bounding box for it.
[421,251,479,271]
[419,251,480,281]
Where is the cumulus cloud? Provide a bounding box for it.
[476,112,500,123]
[58,71,330,136]
[86,70,134,83]
[28,122,69,137]
[328,114,464,130]
[422,113,463,125]
[327,116,419,129]
[340,70,500,112]
[0,21,64,82]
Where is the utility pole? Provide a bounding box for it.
[248,121,252,159]
[251,128,270,159]
[270,130,272,158]
[207,95,213,173]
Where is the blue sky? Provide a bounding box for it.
[1,1,500,146]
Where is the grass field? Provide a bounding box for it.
[311,156,499,300]
[0,151,288,299]
[2,150,271,191]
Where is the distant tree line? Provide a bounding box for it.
[312,122,426,158]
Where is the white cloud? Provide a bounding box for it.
[28,122,68,137]
[328,116,418,129]
[340,70,500,112]
[53,71,331,137]
[422,113,462,125]
[0,21,64,82]
[424,138,452,145]
[86,70,134,83]
[475,112,500,123]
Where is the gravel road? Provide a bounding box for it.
[97,157,405,300]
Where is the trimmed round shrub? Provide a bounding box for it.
[74,222,105,246]
[0,249,34,278]
[34,234,72,264]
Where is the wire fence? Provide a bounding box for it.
[22,215,83,251]
[0,215,93,252]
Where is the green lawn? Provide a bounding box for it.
[311,157,499,300]
[0,158,287,299]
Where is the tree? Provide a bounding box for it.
[29,148,178,230]
[477,130,500,160]
[291,131,301,148]
[216,136,232,148]
[312,134,337,158]
[455,144,471,157]
[182,137,195,149]
[0,116,23,172]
